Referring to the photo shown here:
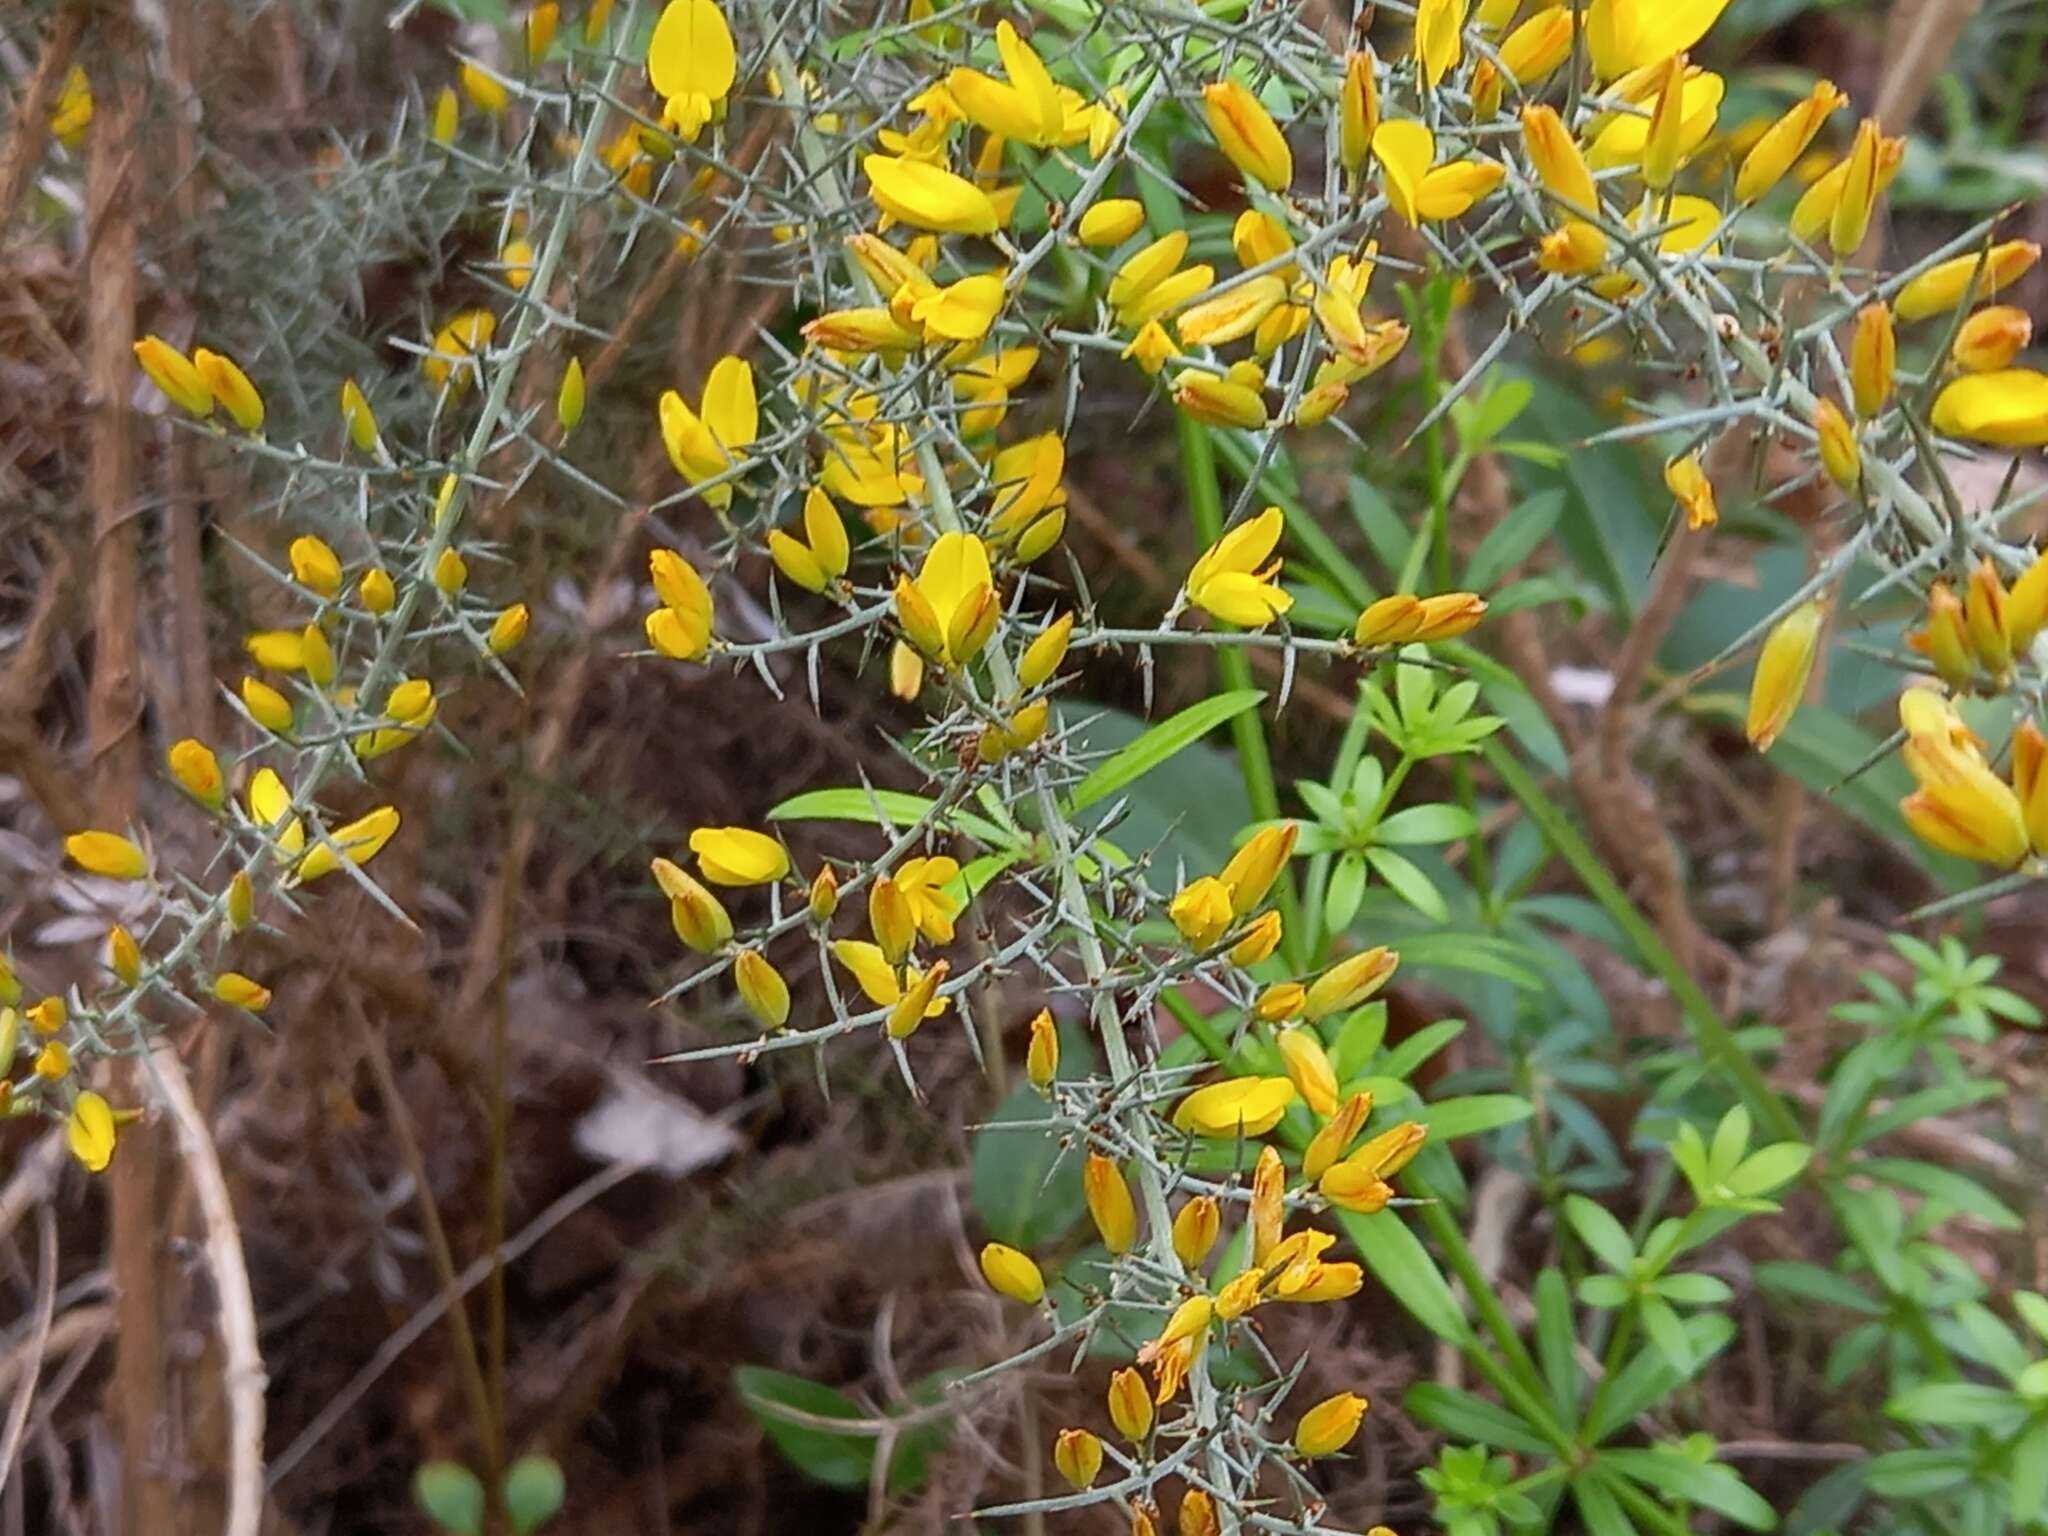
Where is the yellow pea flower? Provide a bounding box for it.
[1122,320,1177,375]
[1953,306,2033,373]
[1184,505,1291,628]
[1353,591,1489,645]
[658,354,757,510]
[1053,1429,1103,1490]
[1850,302,1895,418]
[948,21,1065,147]
[241,676,294,733]
[488,603,530,655]
[1414,0,1468,88]
[886,960,947,1039]
[733,948,791,1030]
[247,767,305,858]
[1896,241,2040,321]
[1899,692,2028,865]
[1539,221,1608,275]
[910,271,1008,345]
[1171,1076,1296,1138]
[108,925,141,985]
[654,857,734,951]
[2012,720,2048,857]
[50,66,92,148]
[1373,121,1505,224]
[289,535,342,597]
[1171,1195,1221,1268]
[299,624,335,688]
[1908,581,1974,691]
[214,972,272,1011]
[1171,366,1267,431]
[1664,454,1718,530]
[1734,79,1845,203]
[460,62,508,115]
[1018,611,1074,689]
[341,378,382,455]
[1108,1367,1153,1442]
[1813,396,1861,490]
[689,826,790,886]
[1277,1027,1339,1117]
[1789,132,1904,248]
[1303,945,1398,1019]
[1304,1091,1374,1180]
[1084,1153,1138,1253]
[1294,1392,1368,1457]
[297,806,400,882]
[1586,66,1722,177]
[1746,598,1825,751]
[1931,369,2048,447]
[430,85,459,143]
[1176,275,1289,349]
[134,336,213,418]
[423,309,496,391]
[1500,7,1575,82]
[1340,50,1379,173]
[905,531,998,666]
[1640,54,1689,191]
[1220,822,1298,914]
[648,549,715,659]
[1025,1007,1058,1089]
[65,831,147,882]
[1201,79,1292,192]
[647,0,735,140]
[980,1241,1045,1303]
[193,349,265,431]
[1076,198,1145,247]
[68,1091,117,1173]
[864,153,1000,235]
[28,996,66,1036]
[1829,117,1886,257]
[168,738,225,809]
[1229,909,1284,965]
[1520,105,1598,214]
[1585,0,1731,79]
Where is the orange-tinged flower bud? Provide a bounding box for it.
[241,676,294,733]
[1500,6,1574,82]
[1665,453,1718,530]
[1747,598,1826,751]
[1954,306,2033,373]
[68,1091,117,1173]
[1414,0,1468,88]
[806,865,839,922]
[1077,199,1145,247]
[1256,981,1306,1022]
[1170,876,1235,949]
[28,996,66,1036]
[1084,1153,1139,1253]
[1538,220,1607,275]
[864,153,999,235]
[1900,701,2028,865]
[227,871,255,930]
[1641,54,1688,192]
[1304,1091,1374,1180]
[1318,1162,1393,1212]
[1172,1195,1221,1270]
[1053,1429,1102,1490]
[1202,79,1292,191]
[734,948,791,1031]
[869,875,916,963]
[1829,117,1884,256]
[1851,302,1896,418]
[1303,946,1397,1020]
[299,624,335,688]
[66,831,147,881]
[2015,719,2048,857]
[1122,319,1176,376]
[690,826,790,887]
[1172,368,1268,431]
[1230,910,1284,966]
[1173,1076,1296,1138]
[1910,581,1975,691]
[1277,1027,1339,1117]
[1735,79,1845,203]
[1109,1367,1153,1442]
[1213,1268,1265,1321]
[1293,381,1348,428]
[1179,1490,1220,1536]
[1521,105,1597,213]
[1813,397,1860,490]
[1025,1007,1058,1090]
[214,972,272,1011]
[35,1039,72,1081]
[1250,1143,1286,1264]
[1143,1295,1214,1359]
[1965,558,2014,677]
[1294,1391,1368,1456]
[980,1241,1045,1303]
[1221,821,1298,914]
[1897,241,2041,321]
[193,348,264,431]
[1177,275,1289,349]
[655,858,734,951]
[487,603,529,656]
[1340,50,1378,173]
[108,925,141,986]
[134,336,213,418]
[167,738,225,809]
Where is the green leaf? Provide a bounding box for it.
[1726,1141,1810,1197]
[1585,1315,1735,1442]
[1405,1383,1552,1453]
[771,787,1011,847]
[971,1083,1086,1248]
[1571,1470,1636,1536]
[1330,1003,1388,1081]
[1375,803,1480,845]
[1464,490,1565,593]
[1654,1272,1734,1306]
[1379,1018,1464,1082]
[2015,1290,2048,1343]
[1348,476,1413,574]
[1364,847,1447,920]
[1325,852,1367,933]
[1066,689,1265,814]
[1602,1448,1777,1530]
[1640,1295,1697,1373]
[414,1461,486,1536]
[1534,1268,1581,1417]
[1578,1274,1631,1308]
[503,1456,566,1536]
[1886,1381,2024,1426]
[1753,1261,1879,1315]
[1860,1156,2023,1230]
[1416,1094,1533,1142]
[1565,1194,1637,1273]
[1786,1460,1868,1536]
[2010,1418,2048,1522]
[1334,1207,1471,1344]
[1516,376,1658,615]
[1863,1447,1973,1498]
[735,1368,878,1489]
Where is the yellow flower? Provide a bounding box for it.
[50,66,92,148]
[1812,396,1860,490]
[1025,1007,1059,1089]
[1185,505,1291,627]
[1849,302,1896,420]
[1500,7,1575,82]
[1829,117,1886,257]
[1018,612,1074,689]
[288,535,342,598]
[1171,366,1266,431]
[1250,1143,1286,1264]
[1586,0,1731,79]
[68,1091,117,1173]
[1746,598,1825,752]
[109,925,142,985]
[1586,66,1722,177]
[28,996,65,1036]
[227,871,255,930]
[1053,1428,1103,1490]
[1965,558,2013,677]
[1108,1367,1153,1442]
[1303,945,1398,1019]
[1169,875,1235,949]
[907,531,998,666]
[1931,369,2048,448]
[1896,241,2040,321]
[947,21,1066,147]
[807,865,839,921]
[1640,54,1689,191]
[1340,50,1379,172]
[430,85,459,143]
[1230,910,1284,965]
[500,236,534,291]
[214,972,272,1011]
[1076,199,1145,248]
[2009,549,2048,655]
[1664,454,1717,530]
[647,0,736,119]
[648,549,714,659]
[424,309,496,391]
[1084,1153,1138,1253]
[1373,122,1505,224]
[341,378,382,455]
[768,487,853,592]
[1177,275,1289,350]
[910,271,1008,344]
[65,831,147,881]
[887,960,948,1039]
[1414,0,1468,87]
[1121,320,1177,376]
[134,336,213,418]
[1899,693,2028,865]
[1908,581,1974,691]
[297,806,400,882]
[659,354,757,510]
[894,856,963,944]
[241,676,294,733]
[1789,132,1903,247]
[1294,1392,1368,1457]
[1953,306,2033,373]
[1172,1076,1296,1138]
[734,948,791,1030]
[2013,719,2048,857]
[864,153,1000,235]
[488,603,530,655]
[1171,1196,1221,1269]
[1520,105,1597,214]
[1221,822,1298,914]
[432,547,467,596]
[460,62,509,116]
[1277,1027,1339,1117]
[690,826,790,886]
[1734,79,1845,203]
[655,857,734,951]
[1304,1091,1374,1180]
[247,767,305,858]
[193,349,265,431]
[555,355,586,433]
[1353,591,1487,645]
[980,1241,1045,1303]
[1201,79,1292,192]
[1539,220,1608,276]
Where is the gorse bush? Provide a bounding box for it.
[18,0,2048,1529]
